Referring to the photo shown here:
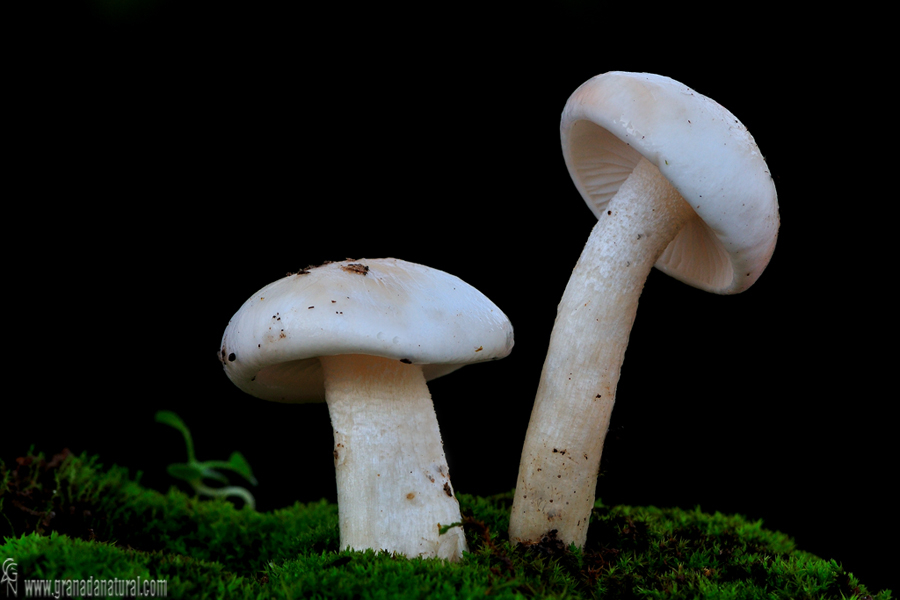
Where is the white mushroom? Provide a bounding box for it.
[219,258,513,561]
[509,72,779,548]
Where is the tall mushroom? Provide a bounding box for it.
[219,258,513,561]
[509,72,779,548]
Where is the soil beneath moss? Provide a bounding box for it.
[2,449,99,541]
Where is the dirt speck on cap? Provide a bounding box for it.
[341,263,369,276]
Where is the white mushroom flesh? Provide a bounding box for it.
[322,354,467,560]
[509,157,693,547]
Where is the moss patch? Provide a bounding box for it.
[1,450,891,599]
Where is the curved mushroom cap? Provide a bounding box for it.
[219,258,514,403]
[561,71,779,294]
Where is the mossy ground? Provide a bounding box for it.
[1,450,890,599]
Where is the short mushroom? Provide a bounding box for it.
[219,258,514,561]
[509,72,779,548]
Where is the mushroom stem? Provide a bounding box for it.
[510,157,695,548]
[320,353,468,561]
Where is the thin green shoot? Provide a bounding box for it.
[155,410,257,510]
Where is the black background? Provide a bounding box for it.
[7,1,893,592]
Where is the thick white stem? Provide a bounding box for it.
[509,158,694,547]
[321,354,467,561]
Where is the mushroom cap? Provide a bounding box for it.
[560,71,779,294]
[219,258,514,403]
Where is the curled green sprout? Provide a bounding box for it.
[155,410,257,510]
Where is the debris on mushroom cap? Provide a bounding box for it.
[561,71,779,294]
[219,258,514,404]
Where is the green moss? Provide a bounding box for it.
[0,450,891,599]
